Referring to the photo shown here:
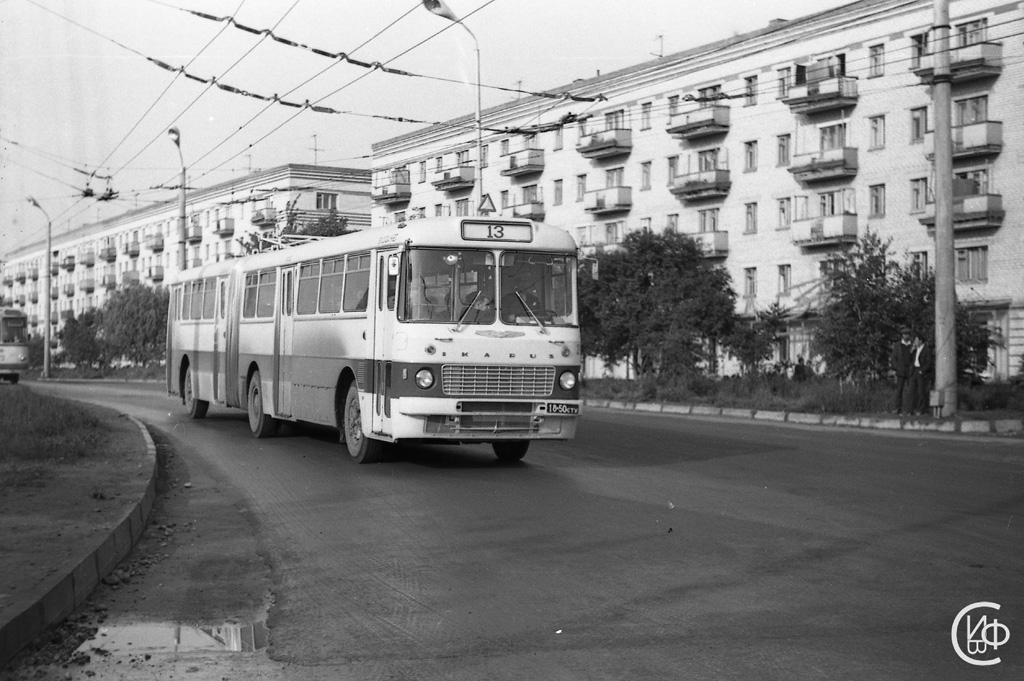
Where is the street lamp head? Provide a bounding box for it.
[168,127,181,147]
[27,196,40,208]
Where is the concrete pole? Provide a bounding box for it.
[27,197,52,379]
[932,0,957,416]
[169,128,187,272]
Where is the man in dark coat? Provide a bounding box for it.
[909,332,934,415]
[890,327,914,414]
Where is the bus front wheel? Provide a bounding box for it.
[183,366,209,419]
[342,384,384,464]
[247,370,278,438]
[492,440,529,462]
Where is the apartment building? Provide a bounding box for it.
[370,0,1022,379]
[1,164,370,338]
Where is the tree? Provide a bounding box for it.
[102,284,169,366]
[579,230,736,378]
[725,302,788,375]
[58,309,106,369]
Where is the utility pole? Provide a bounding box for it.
[310,134,320,165]
[168,128,187,273]
[932,0,957,416]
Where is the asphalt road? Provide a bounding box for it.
[30,381,1024,680]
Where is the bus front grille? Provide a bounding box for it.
[441,365,555,397]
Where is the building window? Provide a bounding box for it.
[434,204,443,217]
[777,67,791,98]
[455,198,470,216]
[956,18,987,47]
[641,102,652,129]
[666,214,678,233]
[316,192,338,210]
[666,156,678,182]
[500,139,510,156]
[910,178,930,212]
[869,44,885,77]
[605,109,625,130]
[955,95,988,126]
[911,107,928,142]
[744,141,758,171]
[820,123,846,151]
[667,95,679,117]
[698,84,721,109]
[956,246,987,282]
[956,168,989,195]
[744,268,757,298]
[641,162,652,190]
[777,198,792,230]
[605,221,623,244]
[553,179,563,206]
[744,203,758,234]
[911,33,929,69]
[456,150,470,166]
[479,145,489,168]
[698,149,719,172]
[576,174,587,202]
[500,191,509,210]
[777,134,791,166]
[418,161,427,183]
[744,75,758,105]
[641,217,652,232]
[869,115,886,149]
[553,127,563,151]
[435,156,443,172]
[778,265,792,297]
[869,184,886,217]
[911,251,930,279]
[819,188,853,216]
[698,208,719,233]
[606,167,624,188]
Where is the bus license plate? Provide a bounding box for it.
[547,403,579,415]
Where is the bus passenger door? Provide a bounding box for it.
[275,267,295,418]
[213,277,227,402]
[370,251,398,437]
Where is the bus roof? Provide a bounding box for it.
[169,218,578,284]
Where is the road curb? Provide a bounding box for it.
[583,399,1023,436]
[0,416,158,667]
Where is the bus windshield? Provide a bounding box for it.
[0,317,27,343]
[401,248,577,327]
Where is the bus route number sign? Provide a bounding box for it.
[462,221,533,243]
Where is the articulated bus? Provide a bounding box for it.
[166,217,582,463]
[0,307,30,384]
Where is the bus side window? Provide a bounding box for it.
[218,279,227,319]
[282,269,294,316]
[297,262,320,314]
[343,253,370,312]
[202,277,216,319]
[256,271,275,318]
[243,273,258,318]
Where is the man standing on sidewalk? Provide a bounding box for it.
[890,327,914,414]
[909,332,934,415]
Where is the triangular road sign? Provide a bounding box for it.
[478,194,496,215]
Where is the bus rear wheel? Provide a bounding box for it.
[342,384,384,464]
[247,370,278,438]
[183,366,209,419]
[492,440,529,462]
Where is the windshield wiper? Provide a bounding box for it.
[451,289,483,333]
[515,291,548,334]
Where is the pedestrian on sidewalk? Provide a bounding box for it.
[890,326,914,414]
[909,332,934,415]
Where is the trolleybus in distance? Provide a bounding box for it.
[0,307,30,384]
[166,217,582,463]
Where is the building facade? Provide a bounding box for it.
[370,0,1022,379]
[1,164,370,339]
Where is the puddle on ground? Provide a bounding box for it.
[76,620,268,655]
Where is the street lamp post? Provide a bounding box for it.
[423,0,485,215]
[26,197,52,379]
[168,127,186,272]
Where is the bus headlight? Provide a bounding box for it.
[558,371,577,391]
[415,368,435,389]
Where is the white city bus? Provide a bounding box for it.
[166,217,581,463]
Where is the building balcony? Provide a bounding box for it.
[500,148,545,177]
[509,201,545,221]
[251,208,277,227]
[186,225,203,243]
[50,312,59,325]
[792,213,859,248]
[99,246,117,262]
[789,147,858,183]
[584,186,632,214]
[79,278,95,293]
[666,105,730,140]
[29,267,39,281]
[669,169,731,201]
[781,76,858,115]
[60,309,75,321]
[925,121,1002,161]
[63,283,75,297]
[14,270,26,284]
[919,193,1003,232]
[372,178,411,204]
[103,274,117,289]
[62,255,76,271]
[576,128,632,159]
[431,165,476,192]
[122,241,141,258]
[50,287,59,300]
[214,218,235,237]
[149,266,165,282]
[123,270,140,285]
[50,263,60,276]
[190,258,203,269]
[81,251,95,268]
[15,294,26,306]
[29,291,39,304]
[147,234,165,252]
[29,315,38,327]
[690,231,729,258]
[1,274,12,287]
[914,42,1002,84]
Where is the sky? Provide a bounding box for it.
[0,0,857,258]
